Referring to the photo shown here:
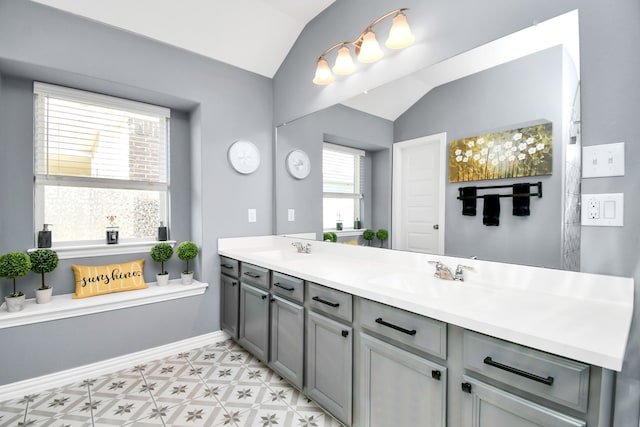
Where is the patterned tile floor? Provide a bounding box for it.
[0,339,342,427]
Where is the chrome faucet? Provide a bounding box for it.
[291,241,312,254]
[430,261,473,281]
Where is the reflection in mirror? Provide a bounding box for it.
[275,10,580,271]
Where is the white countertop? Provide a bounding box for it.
[218,235,634,371]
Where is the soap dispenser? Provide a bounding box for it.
[157,222,168,241]
[37,224,52,248]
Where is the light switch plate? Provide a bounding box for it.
[248,209,257,223]
[581,193,623,226]
[287,209,295,222]
[582,142,625,178]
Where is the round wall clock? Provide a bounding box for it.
[228,140,260,174]
[286,149,311,179]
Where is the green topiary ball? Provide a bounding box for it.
[30,249,59,274]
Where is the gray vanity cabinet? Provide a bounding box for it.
[461,376,585,427]
[358,333,447,427]
[269,272,305,389]
[238,282,270,362]
[220,256,240,339]
[306,310,353,426]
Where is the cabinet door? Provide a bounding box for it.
[220,274,239,339]
[461,377,585,427]
[306,311,352,426]
[238,282,270,362]
[269,296,304,389]
[358,333,446,427]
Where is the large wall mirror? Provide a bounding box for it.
[275,10,581,271]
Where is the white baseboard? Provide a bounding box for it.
[0,330,229,402]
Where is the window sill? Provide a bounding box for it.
[28,240,176,260]
[0,279,208,330]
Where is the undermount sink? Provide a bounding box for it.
[250,249,310,262]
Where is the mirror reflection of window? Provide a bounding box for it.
[322,143,365,230]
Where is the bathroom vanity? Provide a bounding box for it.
[218,235,634,427]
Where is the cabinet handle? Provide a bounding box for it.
[375,318,417,336]
[273,282,295,292]
[261,294,268,300]
[231,281,237,286]
[312,296,340,308]
[342,330,349,338]
[243,272,261,279]
[483,356,554,386]
[431,370,442,381]
[221,263,234,270]
[461,382,473,393]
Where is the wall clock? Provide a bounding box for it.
[286,149,311,179]
[228,140,260,174]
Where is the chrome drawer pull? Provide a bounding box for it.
[375,318,417,336]
[312,296,340,308]
[483,356,554,386]
[243,272,261,279]
[273,282,295,292]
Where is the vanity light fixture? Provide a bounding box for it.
[312,8,415,85]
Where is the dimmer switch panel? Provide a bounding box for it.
[581,193,624,226]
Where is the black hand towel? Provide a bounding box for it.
[512,183,531,216]
[460,187,477,216]
[483,194,501,226]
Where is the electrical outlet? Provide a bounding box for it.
[581,194,623,226]
[288,209,295,222]
[248,209,257,223]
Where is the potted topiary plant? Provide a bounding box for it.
[323,231,337,242]
[376,228,389,248]
[176,241,198,285]
[362,229,375,246]
[150,242,173,286]
[29,248,59,304]
[0,252,32,312]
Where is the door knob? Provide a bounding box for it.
[433,224,439,230]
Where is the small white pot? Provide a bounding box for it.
[156,273,170,286]
[35,287,53,304]
[181,272,194,285]
[5,294,26,312]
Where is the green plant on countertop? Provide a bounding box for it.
[0,252,32,297]
[362,229,375,246]
[376,228,389,248]
[29,248,59,290]
[177,241,199,274]
[150,242,173,275]
[323,231,337,242]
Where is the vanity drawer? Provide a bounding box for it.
[359,298,447,360]
[271,272,304,304]
[220,256,239,278]
[463,331,590,412]
[307,282,352,323]
[240,263,270,290]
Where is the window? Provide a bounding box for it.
[34,82,170,245]
[322,143,364,230]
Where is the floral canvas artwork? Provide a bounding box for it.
[449,122,553,182]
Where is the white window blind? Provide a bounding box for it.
[322,143,365,229]
[34,82,170,244]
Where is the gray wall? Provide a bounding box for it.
[395,46,566,268]
[0,0,272,385]
[275,104,393,236]
[274,1,640,425]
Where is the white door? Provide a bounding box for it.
[392,133,446,254]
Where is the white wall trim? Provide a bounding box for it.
[0,330,229,401]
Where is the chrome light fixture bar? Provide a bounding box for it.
[313,8,415,85]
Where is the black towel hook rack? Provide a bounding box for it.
[457,181,542,200]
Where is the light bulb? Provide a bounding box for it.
[312,58,334,85]
[332,46,356,75]
[386,13,415,49]
[357,31,384,63]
